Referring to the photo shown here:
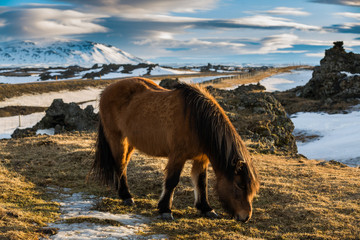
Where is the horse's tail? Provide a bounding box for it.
[90,119,117,186]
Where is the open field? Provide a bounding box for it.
[200,66,311,89]
[1,133,359,239]
[0,66,307,101]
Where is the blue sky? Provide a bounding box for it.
[0,0,359,65]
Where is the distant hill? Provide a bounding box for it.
[0,39,148,68]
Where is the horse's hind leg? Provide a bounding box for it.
[158,156,186,220]
[191,160,218,218]
[106,131,134,205]
[117,145,135,206]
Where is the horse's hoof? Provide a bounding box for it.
[123,198,135,206]
[204,210,219,219]
[160,213,174,221]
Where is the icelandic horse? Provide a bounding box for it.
[91,77,260,222]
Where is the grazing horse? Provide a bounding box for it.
[91,77,260,222]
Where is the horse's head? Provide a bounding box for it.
[216,160,259,222]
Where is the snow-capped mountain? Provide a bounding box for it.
[0,39,148,67]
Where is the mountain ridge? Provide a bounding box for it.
[0,39,148,68]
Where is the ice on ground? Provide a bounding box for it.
[291,111,360,167]
[47,188,166,240]
[260,70,312,92]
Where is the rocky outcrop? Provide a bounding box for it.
[300,41,360,100]
[159,78,180,89]
[11,99,98,138]
[207,85,297,154]
[35,99,97,132]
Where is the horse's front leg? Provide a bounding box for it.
[191,160,218,218]
[158,158,186,220]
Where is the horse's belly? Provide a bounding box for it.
[124,126,170,157]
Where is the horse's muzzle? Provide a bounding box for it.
[235,214,250,223]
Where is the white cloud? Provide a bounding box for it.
[62,0,219,15]
[1,8,108,37]
[342,0,360,6]
[0,19,5,27]
[262,7,310,16]
[335,12,360,20]
[232,15,320,31]
[306,52,325,57]
[258,34,299,54]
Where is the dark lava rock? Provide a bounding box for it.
[300,41,360,100]
[12,99,98,138]
[208,84,297,155]
[159,78,181,89]
[35,99,98,131]
[11,127,36,138]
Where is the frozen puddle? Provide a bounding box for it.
[47,188,166,239]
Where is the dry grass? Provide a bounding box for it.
[1,133,359,239]
[0,156,59,239]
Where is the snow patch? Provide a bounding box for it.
[260,70,312,92]
[0,87,102,108]
[340,71,360,77]
[291,111,360,167]
[47,188,166,240]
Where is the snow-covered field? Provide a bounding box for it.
[291,111,360,167]
[260,70,312,92]
[0,66,195,84]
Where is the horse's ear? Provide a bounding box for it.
[235,160,245,174]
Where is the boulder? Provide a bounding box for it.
[12,99,98,138]
[207,85,297,155]
[159,78,181,89]
[300,41,360,100]
[35,99,98,131]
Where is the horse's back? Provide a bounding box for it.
[100,77,199,157]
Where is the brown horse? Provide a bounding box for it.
[91,77,259,222]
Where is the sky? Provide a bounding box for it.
[0,0,359,65]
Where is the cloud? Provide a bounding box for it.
[310,0,360,6]
[133,33,308,56]
[59,0,219,15]
[259,7,311,16]
[335,12,360,20]
[328,22,360,34]
[0,18,5,27]
[306,52,325,57]
[0,8,108,38]
[230,15,319,31]
[257,34,300,54]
